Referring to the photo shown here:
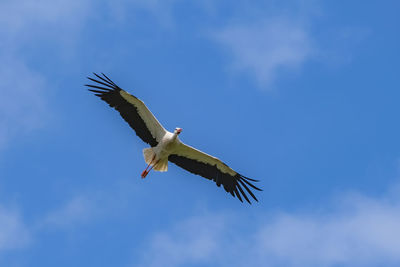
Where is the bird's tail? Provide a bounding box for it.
[154,158,168,172]
[143,148,155,165]
[142,148,168,172]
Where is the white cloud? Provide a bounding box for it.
[106,0,179,27]
[0,0,184,150]
[0,0,91,36]
[0,205,31,252]
[39,180,141,230]
[40,196,95,229]
[136,188,400,267]
[0,0,92,150]
[256,194,400,266]
[214,17,313,88]
[137,214,229,267]
[0,57,47,149]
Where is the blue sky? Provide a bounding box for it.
[0,0,399,266]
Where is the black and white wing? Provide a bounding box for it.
[86,73,166,147]
[169,142,262,203]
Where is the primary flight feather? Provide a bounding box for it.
[86,73,262,203]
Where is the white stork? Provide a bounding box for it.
[86,73,261,203]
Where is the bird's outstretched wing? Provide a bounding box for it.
[169,142,262,203]
[86,73,166,147]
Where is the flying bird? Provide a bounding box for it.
[86,73,261,203]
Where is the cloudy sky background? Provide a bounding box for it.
[1,0,399,266]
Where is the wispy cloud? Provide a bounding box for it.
[38,179,141,230]
[0,205,31,253]
[0,0,92,150]
[0,0,185,150]
[213,17,313,88]
[0,57,47,149]
[137,214,230,267]
[40,196,95,229]
[256,193,400,266]
[106,0,179,28]
[136,186,400,267]
[0,0,91,36]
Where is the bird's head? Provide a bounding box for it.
[174,127,182,135]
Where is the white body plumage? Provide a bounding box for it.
[143,130,181,172]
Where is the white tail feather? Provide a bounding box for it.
[154,158,168,172]
[142,148,168,172]
[143,148,155,165]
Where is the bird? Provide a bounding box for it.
[86,73,262,203]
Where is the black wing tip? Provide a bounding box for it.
[239,174,262,191]
[169,154,261,204]
[236,182,251,204]
[232,174,262,204]
[100,72,117,86]
[86,73,120,92]
[241,175,260,182]
[85,85,113,96]
[87,88,103,93]
[233,188,244,203]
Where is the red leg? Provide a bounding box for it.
[147,161,158,172]
[141,156,156,178]
[141,159,159,178]
[144,156,154,172]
